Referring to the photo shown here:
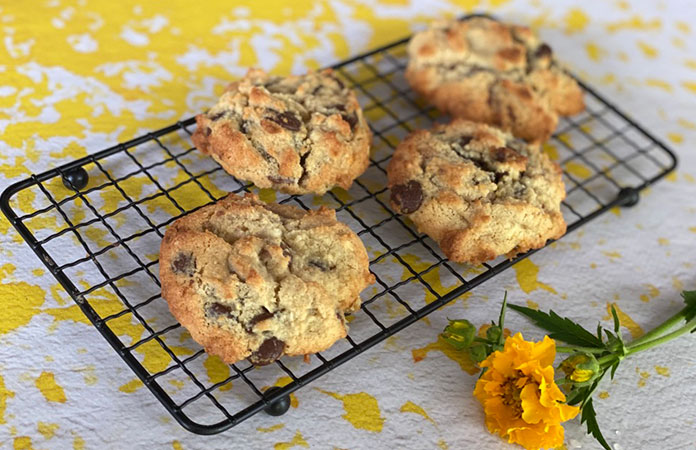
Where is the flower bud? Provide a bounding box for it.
[469,343,489,363]
[486,325,502,343]
[441,319,476,350]
[559,352,600,384]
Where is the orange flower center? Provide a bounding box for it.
[500,372,534,418]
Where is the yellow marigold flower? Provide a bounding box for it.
[473,333,580,450]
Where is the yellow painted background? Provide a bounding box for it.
[1,0,695,448]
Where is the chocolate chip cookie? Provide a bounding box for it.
[387,119,566,264]
[159,193,375,365]
[406,16,584,142]
[192,69,372,195]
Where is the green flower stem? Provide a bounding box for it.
[625,317,696,355]
[556,345,608,354]
[627,307,690,348]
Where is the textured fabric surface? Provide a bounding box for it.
[1,1,695,449]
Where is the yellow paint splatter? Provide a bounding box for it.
[257,188,277,204]
[682,82,696,94]
[685,60,696,70]
[513,259,557,295]
[679,118,696,129]
[673,277,684,291]
[0,374,15,424]
[666,171,678,182]
[258,423,285,433]
[273,431,309,450]
[542,143,559,161]
[0,281,46,334]
[606,16,661,32]
[564,161,592,179]
[640,294,650,303]
[602,250,621,260]
[437,440,449,450]
[676,21,691,34]
[598,391,610,399]
[73,434,85,450]
[564,8,589,33]
[637,41,658,58]
[35,372,66,403]
[585,42,604,61]
[31,268,45,277]
[203,356,232,391]
[655,366,670,377]
[13,437,38,450]
[400,400,435,424]
[397,253,467,305]
[606,303,644,339]
[412,335,479,375]
[37,422,59,440]
[526,300,539,310]
[317,389,385,432]
[172,441,183,450]
[600,73,616,84]
[646,79,672,92]
[637,368,651,387]
[119,379,143,393]
[689,227,696,233]
[666,133,684,145]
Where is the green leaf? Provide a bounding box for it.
[565,385,590,406]
[682,290,696,322]
[610,360,620,380]
[596,323,603,342]
[610,305,620,333]
[497,292,508,346]
[508,304,604,348]
[581,398,611,450]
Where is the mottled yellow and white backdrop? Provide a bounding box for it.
[1,0,695,449]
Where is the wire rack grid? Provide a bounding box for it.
[0,28,677,435]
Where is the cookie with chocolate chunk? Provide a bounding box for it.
[192,68,372,195]
[159,193,375,365]
[387,119,566,264]
[406,16,584,142]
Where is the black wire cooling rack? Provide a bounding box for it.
[1,23,677,434]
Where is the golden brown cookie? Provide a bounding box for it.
[159,193,375,365]
[192,69,372,195]
[387,119,566,264]
[406,17,584,143]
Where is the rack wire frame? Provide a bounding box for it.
[0,26,677,435]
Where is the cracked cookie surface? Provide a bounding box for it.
[387,119,566,264]
[159,193,375,365]
[405,17,584,143]
[192,68,372,195]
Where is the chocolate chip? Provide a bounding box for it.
[535,43,552,59]
[391,180,423,214]
[248,337,285,366]
[459,136,472,148]
[207,302,232,317]
[267,175,295,185]
[280,242,292,259]
[248,307,274,328]
[493,147,515,162]
[341,113,358,129]
[268,111,301,131]
[309,260,334,272]
[240,120,250,134]
[204,126,212,136]
[331,104,346,111]
[171,252,195,276]
[208,111,225,121]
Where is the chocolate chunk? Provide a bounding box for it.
[204,126,212,136]
[493,147,515,162]
[331,104,346,111]
[207,302,232,317]
[171,252,195,276]
[267,175,295,185]
[240,120,250,134]
[208,111,225,121]
[535,43,552,59]
[459,136,472,148]
[248,307,274,328]
[341,113,358,129]
[309,260,334,272]
[248,337,285,366]
[280,242,293,259]
[268,111,301,131]
[391,180,423,214]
